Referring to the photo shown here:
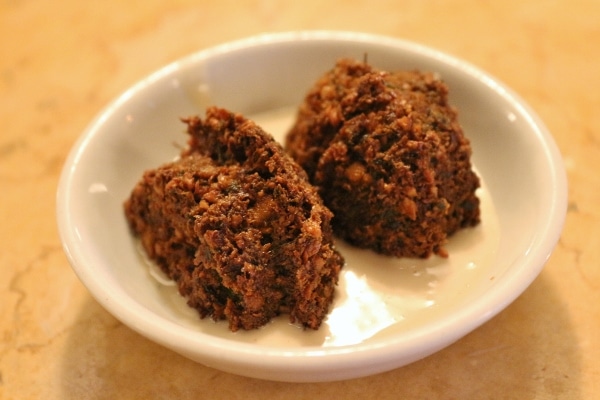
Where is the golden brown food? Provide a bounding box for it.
[285,59,480,258]
[124,107,343,331]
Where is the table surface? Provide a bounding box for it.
[1,1,598,399]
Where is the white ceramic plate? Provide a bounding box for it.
[57,31,567,382]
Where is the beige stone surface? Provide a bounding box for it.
[1,1,598,398]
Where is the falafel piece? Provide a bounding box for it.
[125,107,343,331]
[285,59,480,258]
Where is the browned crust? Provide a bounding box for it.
[285,59,480,258]
[125,107,343,331]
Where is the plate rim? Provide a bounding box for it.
[56,30,568,381]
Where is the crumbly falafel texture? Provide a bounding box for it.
[285,59,480,258]
[125,107,343,331]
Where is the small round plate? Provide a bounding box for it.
[57,31,567,382]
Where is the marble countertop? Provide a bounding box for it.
[1,1,598,398]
